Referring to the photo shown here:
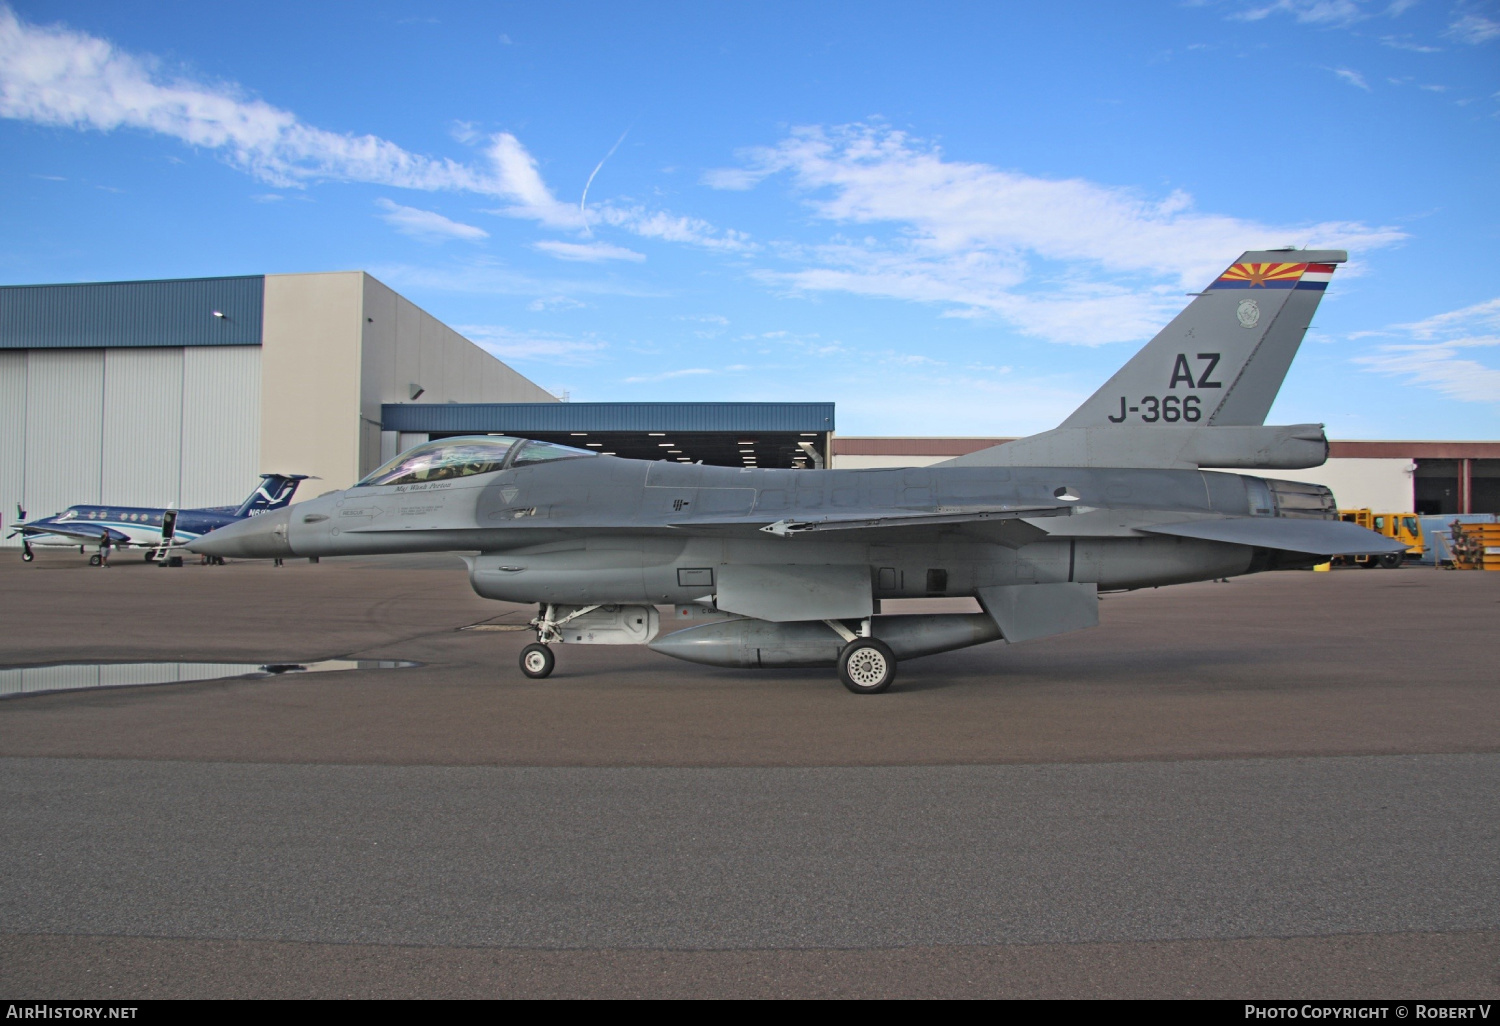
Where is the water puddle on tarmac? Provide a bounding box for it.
[0,659,421,699]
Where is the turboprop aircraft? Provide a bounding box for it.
[11,474,309,565]
[190,249,1404,693]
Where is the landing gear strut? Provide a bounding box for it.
[518,603,604,680]
[21,544,33,562]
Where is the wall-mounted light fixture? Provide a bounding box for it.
[211,310,226,319]
[409,383,425,401]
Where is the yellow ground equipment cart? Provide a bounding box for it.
[1336,510,1424,568]
[1450,521,1500,571]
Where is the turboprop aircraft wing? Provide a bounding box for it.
[12,522,130,545]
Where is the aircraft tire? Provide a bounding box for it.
[21,549,34,562]
[520,643,555,679]
[88,554,102,567]
[1378,552,1403,569]
[839,638,897,695]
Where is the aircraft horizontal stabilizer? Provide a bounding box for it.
[1139,517,1406,555]
[939,424,1328,471]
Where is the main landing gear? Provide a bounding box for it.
[824,618,897,694]
[838,638,897,695]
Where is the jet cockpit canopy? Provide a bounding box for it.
[356,435,596,487]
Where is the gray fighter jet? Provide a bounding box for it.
[192,249,1404,693]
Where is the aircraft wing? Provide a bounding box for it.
[1138,517,1406,555]
[14,523,132,544]
[670,504,1073,537]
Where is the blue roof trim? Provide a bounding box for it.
[382,402,836,433]
[0,276,264,349]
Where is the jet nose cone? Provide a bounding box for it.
[188,507,295,559]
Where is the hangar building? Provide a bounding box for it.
[0,273,835,547]
[0,272,556,546]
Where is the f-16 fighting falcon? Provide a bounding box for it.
[12,474,308,566]
[192,249,1404,693]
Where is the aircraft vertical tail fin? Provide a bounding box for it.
[1059,249,1346,429]
[234,474,309,517]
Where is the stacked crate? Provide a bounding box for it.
[1450,522,1500,571]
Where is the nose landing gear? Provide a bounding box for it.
[520,643,555,679]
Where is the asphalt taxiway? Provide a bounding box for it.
[1,554,1496,998]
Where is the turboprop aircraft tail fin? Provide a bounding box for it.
[1059,249,1345,430]
[233,474,310,517]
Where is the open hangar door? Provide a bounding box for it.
[380,402,834,470]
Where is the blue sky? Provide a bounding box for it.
[1,0,1497,438]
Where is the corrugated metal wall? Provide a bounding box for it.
[0,351,26,536]
[0,277,264,349]
[24,349,105,519]
[181,346,260,508]
[102,348,184,506]
[0,346,261,544]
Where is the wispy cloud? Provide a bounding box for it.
[707,123,1404,345]
[0,3,759,255]
[1332,67,1372,90]
[376,198,488,241]
[1380,34,1442,51]
[455,324,610,365]
[0,5,583,226]
[527,295,587,312]
[533,239,645,263]
[592,206,754,251]
[1354,298,1500,403]
[624,367,715,383]
[372,260,664,300]
[1447,10,1500,43]
[1230,0,1369,26]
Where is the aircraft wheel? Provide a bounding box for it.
[1378,552,1403,569]
[839,638,897,695]
[144,552,156,562]
[520,643,555,679]
[21,549,34,562]
[88,554,102,566]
